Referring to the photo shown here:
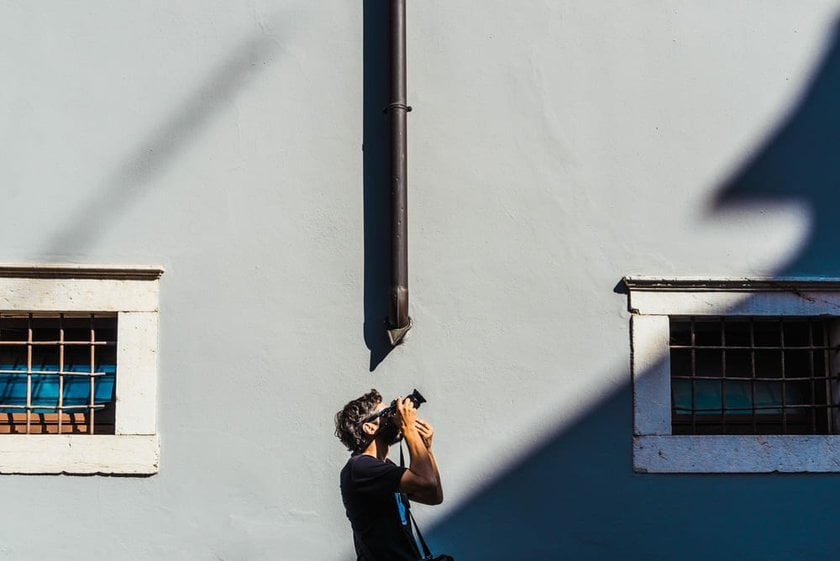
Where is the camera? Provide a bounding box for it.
[371,389,426,421]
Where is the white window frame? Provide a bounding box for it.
[626,277,840,474]
[0,265,162,475]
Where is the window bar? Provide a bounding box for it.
[26,313,32,435]
[690,317,696,434]
[822,319,829,433]
[808,320,816,435]
[809,321,820,434]
[824,323,833,434]
[780,318,787,434]
[58,314,64,435]
[720,318,727,433]
[824,318,831,434]
[750,318,757,434]
[89,314,95,435]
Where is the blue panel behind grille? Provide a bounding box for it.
[0,364,115,414]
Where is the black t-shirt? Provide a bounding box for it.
[340,454,419,561]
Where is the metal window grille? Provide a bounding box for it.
[0,313,116,435]
[670,317,840,435]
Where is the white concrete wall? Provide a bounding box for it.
[2,1,839,559]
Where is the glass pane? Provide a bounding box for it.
[0,347,26,372]
[695,380,722,414]
[62,375,114,406]
[695,349,723,378]
[726,350,751,378]
[812,321,826,345]
[94,342,116,402]
[754,320,781,347]
[724,380,753,413]
[784,381,809,406]
[755,350,782,379]
[670,320,691,346]
[94,374,115,403]
[783,320,810,347]
[64,346,91,373]
[672,379,692,414]
[30,374,59,411]
[0,318,27,342]
[62,377,91,407]
[670,349,692,378]
[0,373,27,408]
[784,350,812,379]
[92,316,117,344]
[814,351,827,380]
[62,317,91,343]
[94,346,116,375]
[694,320,721,347]
[31,347,59,372]
[754,381,783,414]
[724,319,751,347]
[30,317,60,342]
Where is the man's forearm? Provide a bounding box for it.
[395,398,443,504]
[423,449,443,504]
[404,428,436,485]
[404,429,443,504]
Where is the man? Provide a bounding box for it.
[335,389,443,561]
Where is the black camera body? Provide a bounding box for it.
[372,389,426,421]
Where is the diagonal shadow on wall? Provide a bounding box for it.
[420,19,840,561]
[36,33,280,260]
[710,22,840,277]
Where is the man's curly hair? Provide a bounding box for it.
[335,389,382,452]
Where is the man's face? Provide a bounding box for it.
[368,401,401,445]
[370,402,386,417]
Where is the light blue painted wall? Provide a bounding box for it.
[1,1,839,559]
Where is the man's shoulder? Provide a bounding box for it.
[347,454,397,472]
[342,454,404,487]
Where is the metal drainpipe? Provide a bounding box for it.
[386,0,412,345]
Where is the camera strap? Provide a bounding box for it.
[399,442,434,561]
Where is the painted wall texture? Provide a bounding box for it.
[2,1,840,559]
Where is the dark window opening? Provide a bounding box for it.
[670,317,840,435]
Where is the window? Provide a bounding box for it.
[625,277,840,473]
[670,317,839,436]
[0,313,118,435]
[0,265,162,475]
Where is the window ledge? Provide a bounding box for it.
[635,435,840,473]
[623,276,840,292]
[0,435,159,475]
[0,264,163,281]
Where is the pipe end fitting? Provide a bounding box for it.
[387,317,413,346]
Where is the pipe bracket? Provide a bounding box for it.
[383,102,413,114]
